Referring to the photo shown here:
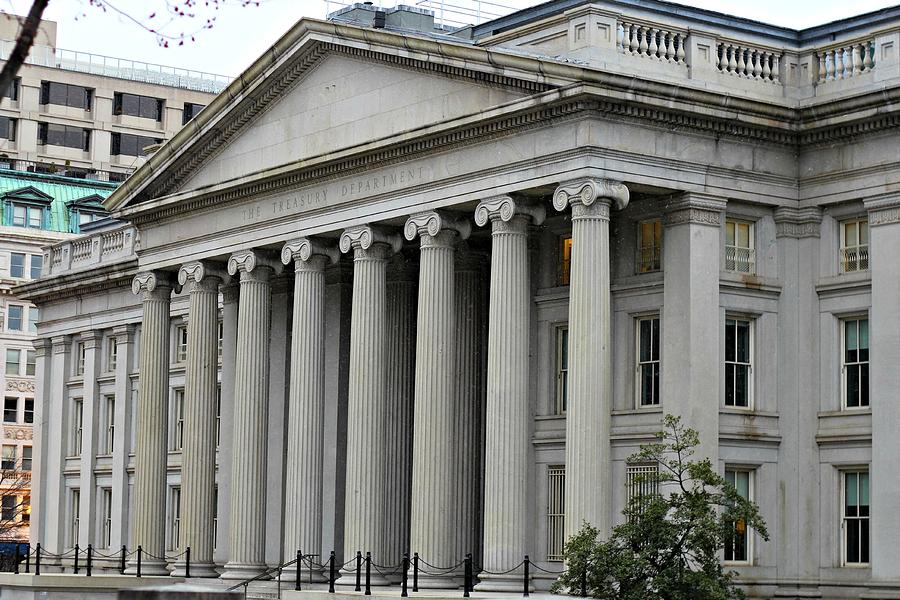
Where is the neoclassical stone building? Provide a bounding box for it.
[16,0,900,597]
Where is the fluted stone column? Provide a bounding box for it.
[339,225,401,585]
[553,178,629,541]
[222,249,280,580]
[173,261,225,578]
[383,253,417,581]
[405,212,470,588]
[454,246,487,568]
[128,271,174,575]
[281,238,338,582]
[474,196,544,592]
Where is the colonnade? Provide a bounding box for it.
[126,178,629,588]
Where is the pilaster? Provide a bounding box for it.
[110,324,136,550]
[77,330,103,548]
[28,338,51,548]
[214,283,239,567]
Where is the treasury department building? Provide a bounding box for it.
[17,1,900,598]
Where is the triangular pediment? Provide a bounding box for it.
[3,186,53,205]
[66,193,107,210]
[106,21,556,213]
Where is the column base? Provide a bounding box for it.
[220,561,270,581]
[772,584,822,598]
[171,560,219,578]
[280,565,329,583]
[336,568,390,588]
[475,572,531,593]
[415,572,461,590]
[124,558,170,576]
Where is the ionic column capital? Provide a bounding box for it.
[404,211,471,244]
[227,249,282,281]
[339,225,402,256]
[281,238,339,271]
[774,207,823,238]
[552,178,629,212]
[664,193,726,226]
[474,195,545,227]
[178,260,229,292]
[864,193,900,226]
[132,271,175,300]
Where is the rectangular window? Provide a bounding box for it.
[547,466,565,562]
[11,204,44,229]
[5,350,20,376]
[113,92,163,120]
[37,122,91,150]
[637,316,661,407]
[217,320,223,359]
[21,446,31,471]
[0,116,15,141]
[725,318,752,408]
[104,395,115,454]
[171,389,184,451]
[555,326,568,415]
[21,495,29,522]
[3,398,16,423]
[1,445,16,470]
[71,398,83,456]
[840,219,869,273]
[558,235,572,286]
[176,325,188,363]
[169,486,181,550]
[28,308,38,334]
[626,463,660,517]
[101,488,112,548]
[725,220,755,273]
[843,318,869,409]
[9,253,25,278]
[5,78,19,102]
[637,219,662,273]
[23,399,33,424]
[182,102,205,125]
[216,386,222,448]
[7,305,23,331]
[110,132,163,157]
[106,338,118,372]
[1,495,16,520]
[25,350,35,376]
[70,489,80,548]
[40,82,92,110]
[843,471,870,565]
[213,486,218,550]
[724,469,752,563]
[30,254,43,279]
[74,342,85,376]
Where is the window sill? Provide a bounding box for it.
[719,271,781,294]
[816,271,871,295]
[611,407,664,416]
[535,414,566,421]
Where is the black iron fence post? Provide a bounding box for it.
[523,555,529,597]
[185,546,191,578]
[413,552,419,592]
[35,543,41,576]
[401,553,409,598]
[328,551,335,593]
[120,545,126,574]
[463,553,472,598]
[14,545,19,574]
[296,550,302,591]
[580,568,586,597]
[86,544,93,577]
[355,550,362,592]
[73,544,80,574]
[24,544,30,573]
[364,552,371,596]
[137,545,143,578]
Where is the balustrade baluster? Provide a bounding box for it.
[728,45,737,73]
[638,26,648,55]
[852,44,862,75]
[737,47,747,76]
[664,33,674,62]
[648,28,658,58]
[762,54,772,81]
[676,34,685,63]
[616,23,625,52]
[825,50,835,81]
[863,41,874,71]
[752,51,762,79]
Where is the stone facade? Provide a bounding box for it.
[14,1,900,598]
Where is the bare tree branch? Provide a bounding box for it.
[0,0,49,103]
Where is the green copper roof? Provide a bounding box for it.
[0,169,118,233]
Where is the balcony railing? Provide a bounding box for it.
[46,225,136,276]
[725,246,755,274]
[840,245,869,273]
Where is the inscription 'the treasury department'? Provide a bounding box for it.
[239,166,429,223]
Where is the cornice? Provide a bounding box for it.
[774,206,823,238]
[664,193,726,226]
[864,194,900,227]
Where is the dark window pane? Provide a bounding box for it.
[860,364,869,407]
[847,365,860,408]
[725,320,735,362]
[847,520,860,563]
[122,93,140,116]
[651,318,660,360]
[725,364,735,406]
[640,320,651,362]
[735,365,749,407]
[736,321,750,363]
[6,78,19,101]
[641,365,653,406]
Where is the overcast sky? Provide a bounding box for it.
[3,0,899,77]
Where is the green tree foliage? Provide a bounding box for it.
[552,414,769,600]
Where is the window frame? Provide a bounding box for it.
[70,488,80,549]
[103,394,116,455]
[171,388,185,451]
[724,219,756,274]
[724,316,754,410]
[558,234,572,286]
[635,315,661,408]
[841,469,870,567]
[168,486,181,551]
[554,325,568,415]
[9,252,25,278]
[723,468,754,565]
[100,488,113,548]
[70,398,84,457]
[29,254,43,279]
[5,349,20,376]
[21,445,31,471]
[839,218,869,274]
[841,316,870,410]
[7,304,24,331]
[3,397,17,423]
[1,444,16,470]
[546,465,565,562]
[175,325,188,363]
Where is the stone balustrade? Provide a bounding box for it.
[716,42,780,83]
[617,20,687,65]
[817,39,876,82]
[44,225,137,276]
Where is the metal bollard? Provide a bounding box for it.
[25,544,30,573]
[364,552,371,596]
[86,544,93,577]
[413,552,419,592]
[355,550,362,592]
[120,545,126,574]
[137,545,143,578]
[73,544,80,574]
[523,555,529,597]
[401,553,409,598]
[14,545,19,574]
[185,546,191,578]
[35,543,41,576]
[296,550,302,591]
[328,551,336,594]
[463,554,472,598]
[580,569,587,597]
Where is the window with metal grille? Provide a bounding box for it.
[725,220,755,273]
[547,466,565,561]
[840,219,868,273]
[626,463,660,518]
